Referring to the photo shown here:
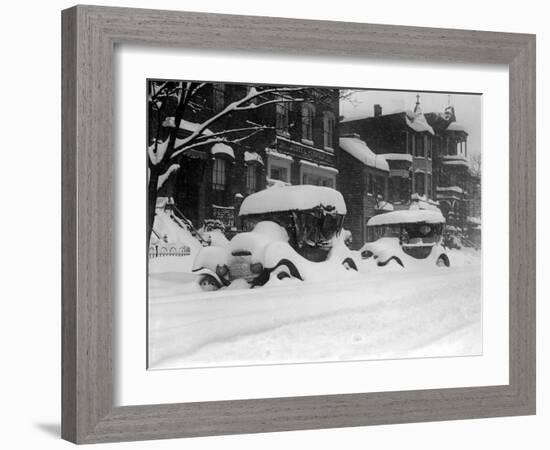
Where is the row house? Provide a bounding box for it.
[338,134,391,249]
[432,122,472,231]
[151,83,340,232]
[339,98,440,209]
[265,88,340,189]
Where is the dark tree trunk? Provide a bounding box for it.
[147,170,160,248]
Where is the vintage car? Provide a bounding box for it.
[360,209,450,268]
[193,185,360,290]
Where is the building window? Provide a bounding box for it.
[415,173,425,196]
[270,164,288,182]
[246,164,258,194]
[427,173,432,198]
[323,111,335,150]
[212,158,228,205]
[415,134,424,157]
[301,104,315,142]
[426,136,432,159]
[276,103,289,134]
[302,172,334,188]
[406,132,413,154]
[375,175,386,197]
[213,84,226,112]
[365,172,374,195]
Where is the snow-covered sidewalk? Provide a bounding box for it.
[148,260,481,369]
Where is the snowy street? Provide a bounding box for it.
[148,253,481,369]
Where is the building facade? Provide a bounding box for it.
[432,123,472,231]
[153,83,273,231]
[264,88,340,189]
[338,135,390,249]
[152,83,341,232]
[339,98,439,209]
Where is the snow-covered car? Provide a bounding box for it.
[360,209,450,268]
[193,185,360,290]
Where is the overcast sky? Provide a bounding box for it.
[340,90,482,157]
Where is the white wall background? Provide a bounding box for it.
[0,0,546,448]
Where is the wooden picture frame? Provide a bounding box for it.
[61,5,536,444]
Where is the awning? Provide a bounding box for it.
[211,143,235,159]
[244,151,264,165]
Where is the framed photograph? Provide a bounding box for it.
[62,5,536,444]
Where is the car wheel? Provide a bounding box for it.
[342,257,358,271]
[198,274,222,291]
[436,254,450,267]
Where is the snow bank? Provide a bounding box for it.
[149,256,197,275]
[152,211,203,249]
[150,209,205,273]
[339,137,389,171]
[201,228,229,247]
[367,209,445,226]
[148,264,481,368]
[239,185,347,215]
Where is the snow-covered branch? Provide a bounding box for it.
[171,128,268,159]
[193,125,273,141]
[148,139,170,166]
[157,163,181,189]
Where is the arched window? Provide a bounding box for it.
[301,103,315,142]
[323,111,336,150]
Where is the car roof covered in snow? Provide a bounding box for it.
[367,209,445,226]
[239,185,347,216]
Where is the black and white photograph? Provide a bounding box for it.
[147,80,482,370]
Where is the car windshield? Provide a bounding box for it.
[296,210,339,243]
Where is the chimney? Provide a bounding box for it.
[374,104,382,117]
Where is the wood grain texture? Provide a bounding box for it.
[61,5,536,444]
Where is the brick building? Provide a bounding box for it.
[154,83,271,231]
[340,97,439,209]
[431,122,473,231]
[338,135,391,249]
[153,84,340,232]
[265,88,340,189]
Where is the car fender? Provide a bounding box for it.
[192,244,231,273]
